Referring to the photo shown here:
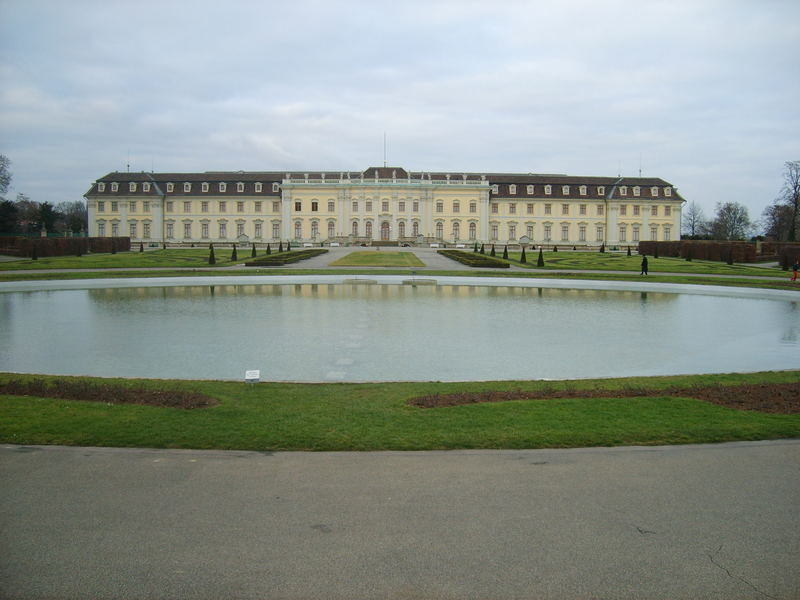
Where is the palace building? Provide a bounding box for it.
[84,166,685,246]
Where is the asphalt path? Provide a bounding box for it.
[2,441,798,599]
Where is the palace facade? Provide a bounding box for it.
[84,166,685,246]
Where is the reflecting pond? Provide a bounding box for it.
[1,281,798,381]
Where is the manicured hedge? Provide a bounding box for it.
[638,240,756,263]
[437,249,510,268]
[0,236,131,258]
[244,248,328,266]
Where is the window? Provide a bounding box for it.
[201,223,209,238]
[527,185,534,194]
[412,221,419,236]
[219,223,227,238]
[98,183,106,192]
[143,182,151,192]
[398,221,406,237]
[579,225,586,242]
[579,204,586,215]
[295,201,302,211]
[201,201,208,213]
[166,223,174,238]
[436,201,443,213]
[665,188,672,197]
[619,205,627,216]
[143,222,151,238]
[436,222,443,239]
[597,186,605,196]
[365,221,372,237]
[167,182,175,193]
[491,185,499,194]
[579,185,587,196]
[129,182,137,192]
[452,222,460,239]
[620,186,627,196]
[382,201,389,212]
[491,225,498,240]
[183,182,191,192]
[651,226,658,240]
[272,183,279,192]
[328,201,335,212]
[237,223,245,237]
[327,222,334,238]
[526,225,534,238]
[202,182,209,193]
[651,206,658,216]
[596,225,604,241]
[255,182,263,193]
[399,201,406,212]
[453,201,460,213]
[237,182,244,193]
[272,201,280,212]
[129,201,137,212]
[111,182,118,192]
[562,204,569,215]
[664,227,671,241]
[509,203,516,214]
[413,201,419,212]
[508,224,516,240]
[469,222,476,240]
[184,223,192,238]
[111,202,118,212]
[665,206,672,216]
[633,186,640,197]
[129,222,137,237]
[352,221,359,236]
[544,224,552,241]
[470,202,476,213]
[491,203,498,214]
[545,185,552,195]
[219,201,227,213]
[255,223,263,238]
[633,205,640,216]
[98,222,105,236]
[98,201,105,212]
[311,201,319,212]
[544,204,552,215]
[219,182,227,192]
[272,223,280,238]
[562,185,569,195]
[366,201,372,212]
[509,184,516,195]
[254,201,262,212]
[632,225,640,242]
[619,225,626,242]
[651,186,659,197]
[597,205,604,216]
[111,223,119,237]
[561,224,569,241]
[352,201,358,212]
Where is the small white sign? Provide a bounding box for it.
[245,370,260,383]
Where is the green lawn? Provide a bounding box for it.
[1,371,798,451]
[0,248,249,270]
[509,250,785,277]
[329,251,426,267]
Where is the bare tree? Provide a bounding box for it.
[710,201,752,240]
[681,201,708,238]
[762,202,794,241]
[772,161,800,241]
[56,200,88,233]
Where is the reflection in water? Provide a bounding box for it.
[1,284,797,382]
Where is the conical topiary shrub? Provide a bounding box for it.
[599,243,605,253]
[139,242,144,252]
[266,243,271,255]
[536,248,544,267]
[654,246,659,259]
[627,246,632,256]
[208,243,216,265]
[278,241,283,252]
[473,242,478,253]
[480,243,485,254]
[685,247,693,261]
[552,245,558,252]
[31,243,38,261]
[231,244,238,261]
[490,244,496,257]
[286,241,291,251]
[502,245,508,259]
[111,239,116,254]
[520,247,527,263]
[251,243,257,258]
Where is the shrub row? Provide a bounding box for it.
[0,236,131,258]
[438,249,510,268]
[638,240,756,263]
[244,248,328,266]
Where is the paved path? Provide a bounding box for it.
[2,441,798,599]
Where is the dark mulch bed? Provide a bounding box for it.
[409,382,800,414]
[0,379,218,409]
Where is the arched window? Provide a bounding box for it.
[311,221,319,238]
[328,221,335,238]
[365,221,372,238]
[398,221,406,238]
[452,222,460,240]
[294,221,302,239]
[352,221,358,236]
[412,221,419,237]
[469,222,476,240]
[436,222,443,239]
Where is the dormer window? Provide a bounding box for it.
[272,183,279,192]
[665,187,672,197]
[219,182,226,192]
[633,186,640,197]
[111,182,119,192]
[597,186,605,196]
[527,185,534,194]
[620,186,628,196]
[129,182,137,192]
[183,182,191,192]
[579,185,587,196]
[509,184,516,195]
[255,182,263,193]
[166,182,174,192]
[491,184,499,194]
[237,182,244,193]
[98,183,106,192]
[202,182,209,193]
[651,186,659,197]
[143,182,151,192]
[562,185,569,195]
[544,185,552,195]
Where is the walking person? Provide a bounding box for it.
[641,255,648,276]
[792,260,798,282]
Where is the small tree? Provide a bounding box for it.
[627,246,631,256]
[251,243,257,258]
[473,242,478,253]
[286,240,291,251]
[520,247,527,263]
[502,245,508,259]
[490,244,496,257]
[552,245,558,252]
[162,242,166,250]
[208,243,216,265]
[536,248,544,267]
[599,243,605,253]
[31,242,38,261]
[278,241,283,252]
[231,244,238,261]
[266,243,271,255]
[480,243,485,254]
[139,242,144,253]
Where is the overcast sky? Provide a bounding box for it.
[1,0,798,227]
